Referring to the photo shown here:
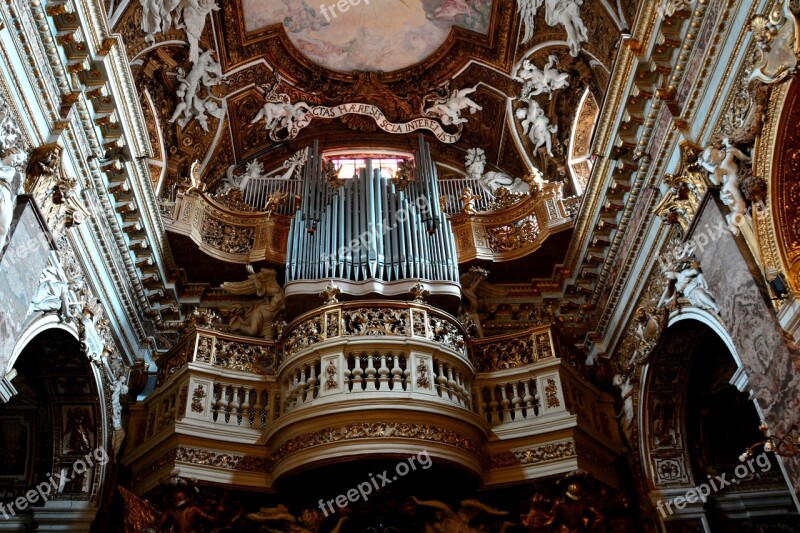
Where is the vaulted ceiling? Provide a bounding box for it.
[111,0,638,286]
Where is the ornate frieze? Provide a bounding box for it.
[270,422,482,464]
[487,440,577,468]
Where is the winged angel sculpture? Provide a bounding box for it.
[221,266,285,340]
[517,0,589,57]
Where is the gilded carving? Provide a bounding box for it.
[749,0,800,85]
[545,378,560,408]
[191,384,206,413]
[487,440,576,468]
[417,359,431,389]
[325,361,338,390]
[271,422,481,463]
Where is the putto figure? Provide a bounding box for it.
[169,49,225,132]
[466,147,536,197]
[517,0,589,56]
[425,84,483,126]
[698,138,751,234]
[516,100,557,156]
[221,265,285,340]
[516,55,570,100]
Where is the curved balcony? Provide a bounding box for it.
[266,300,485,482]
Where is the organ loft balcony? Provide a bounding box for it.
[123,302,623,496]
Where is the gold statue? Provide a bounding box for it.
[460,187,480,215]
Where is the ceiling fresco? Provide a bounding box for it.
[241,0,494,72]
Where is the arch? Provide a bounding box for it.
[0,325,111,532]
[637,318,799,529]
[767,75,800,289]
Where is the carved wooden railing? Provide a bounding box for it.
[160,182,579,264]
[448,182,578,262]
[281,300,468,362]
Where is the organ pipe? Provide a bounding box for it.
[286,136,459,284]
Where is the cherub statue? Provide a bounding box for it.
[30,264,81,321]
[221,266,285,340]
[517,0,588,56]
[412,497,513,533]
[465,148,532,197]
[516,54,570,100]
[0,148,25,248]
[185,160,205,193]
[251,101,311,134]
[264,190,288,217]
[424,84,483,126]
[460,186,481,215]
[697,138,751,234]
[516,100,557,156]
[169,49,225,132]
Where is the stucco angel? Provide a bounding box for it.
[425,85,483,126]
[251,101,310,135]
[697,138,751,234]
[516,100,557,156]
[221,266,284,340]
[516,55,570,100]
[517,0,588,56]
[0,149,25,248]
[169,49,224,132]
[466,148,533,197]
[247,505,347,533]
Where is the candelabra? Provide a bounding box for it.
[740,422,800,461]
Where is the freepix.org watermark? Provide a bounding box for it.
[0,447,109,519]
[319,0,370,23]
[318,450,432,517]
[656,452,772,517]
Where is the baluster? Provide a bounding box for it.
[378,354,390,390]
[297,366,309,404]
[403,356,412,390]
[212,383,222,422]
[391,354,403,390]
[351,355,363,391]
[287,373,299,411]
[435,359,447,397]
[306,363,318,402]
[446,365,457,401]
[454,371,466,407]
[523,379,536,419]
[511,382,523,421]
[252,389,262,428]
[260,390,269,428]
[240,388,251,426]
[488,387,500,425]
[233,386,244,425]
[224,385,234,423]
[365,354,377,391]
[499,384,511,422]
[343,357,352,392]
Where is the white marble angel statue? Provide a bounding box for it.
[425,84,483,126]
[179,0,219,63]
[221,266,285,340]
[697,138,751,234]
[0,149,25,249]
[251,101,311,134]
[517,0,588,56]
[139,0,181,45]
[465,148,534,197]
[169,49,224,132]
[516,55,570,100]
[516,100,557,156]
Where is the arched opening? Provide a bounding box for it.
[0,328,107,532]
[640,319,799,530]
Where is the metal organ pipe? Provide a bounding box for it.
[286,136,459,284]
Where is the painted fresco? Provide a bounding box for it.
[242,0,493,72]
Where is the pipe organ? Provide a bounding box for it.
[284,137,461,313]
